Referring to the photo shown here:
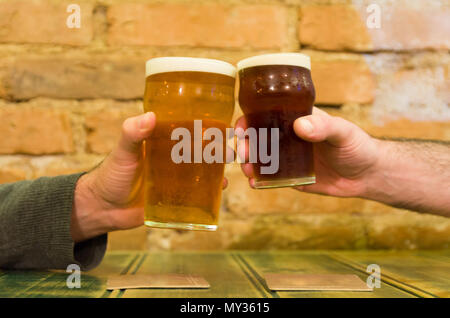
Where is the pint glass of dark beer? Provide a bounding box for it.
[143,57,235,230]
[237,53,315,188]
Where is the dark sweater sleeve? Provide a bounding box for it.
[0,173,107,271]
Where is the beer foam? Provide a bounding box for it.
[146,57,236,78]
[237,53,311,71]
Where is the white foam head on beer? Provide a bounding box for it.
[237,53,311,71]
[146,57,236,78]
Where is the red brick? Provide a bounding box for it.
[224,165,367,215]
[31,155,103,178]
[107,4,288,49]
[369,66,450,123]
[0,57,144,100]
[108,227,148,251]
[85,107,142,154]
[312,58,376,105]
[366,214,450,249]
[299,5,372,51]
[0,107,74,154]
[0,1,93,45]
[299,3,450,51]
[0,166,27,183]
[367,119,450,141]
[323,103,450,141]
[145,211,450,250]
[367,2,450,51]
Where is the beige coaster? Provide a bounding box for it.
[106,274,210,290]
[264,273,373,291]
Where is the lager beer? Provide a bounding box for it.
[143,57,235,231]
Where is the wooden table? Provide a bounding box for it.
[1,250,448,298]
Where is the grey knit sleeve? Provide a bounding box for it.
[0,173,107,271]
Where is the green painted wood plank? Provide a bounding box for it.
[97,251,143,298]
[413,250,450,262]
[239,251,416,298]
[0,251,139,298]
[100,252,146,298]
[1,251,447,298]
[331,251,450,298]
[122,252,268,298]
[230,253,276,298]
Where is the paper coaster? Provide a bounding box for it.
[264,273,373,291]
[106,274,210,290]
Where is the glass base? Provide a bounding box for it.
[144,220,217,231]
[253,176,316,189]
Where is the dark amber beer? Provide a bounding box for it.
[237,53,316,188]
[143,57,235,230]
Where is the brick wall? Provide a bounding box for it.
[0,0,449,251]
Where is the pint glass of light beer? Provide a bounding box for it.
[237,53,316,189]
[143,57,235,231]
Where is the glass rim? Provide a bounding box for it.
[145,57,236,78]
[236,53,311,71]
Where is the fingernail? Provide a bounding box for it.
[139,112,152,131]
[299,118,313,134]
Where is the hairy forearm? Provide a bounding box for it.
[364,138,450,217]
